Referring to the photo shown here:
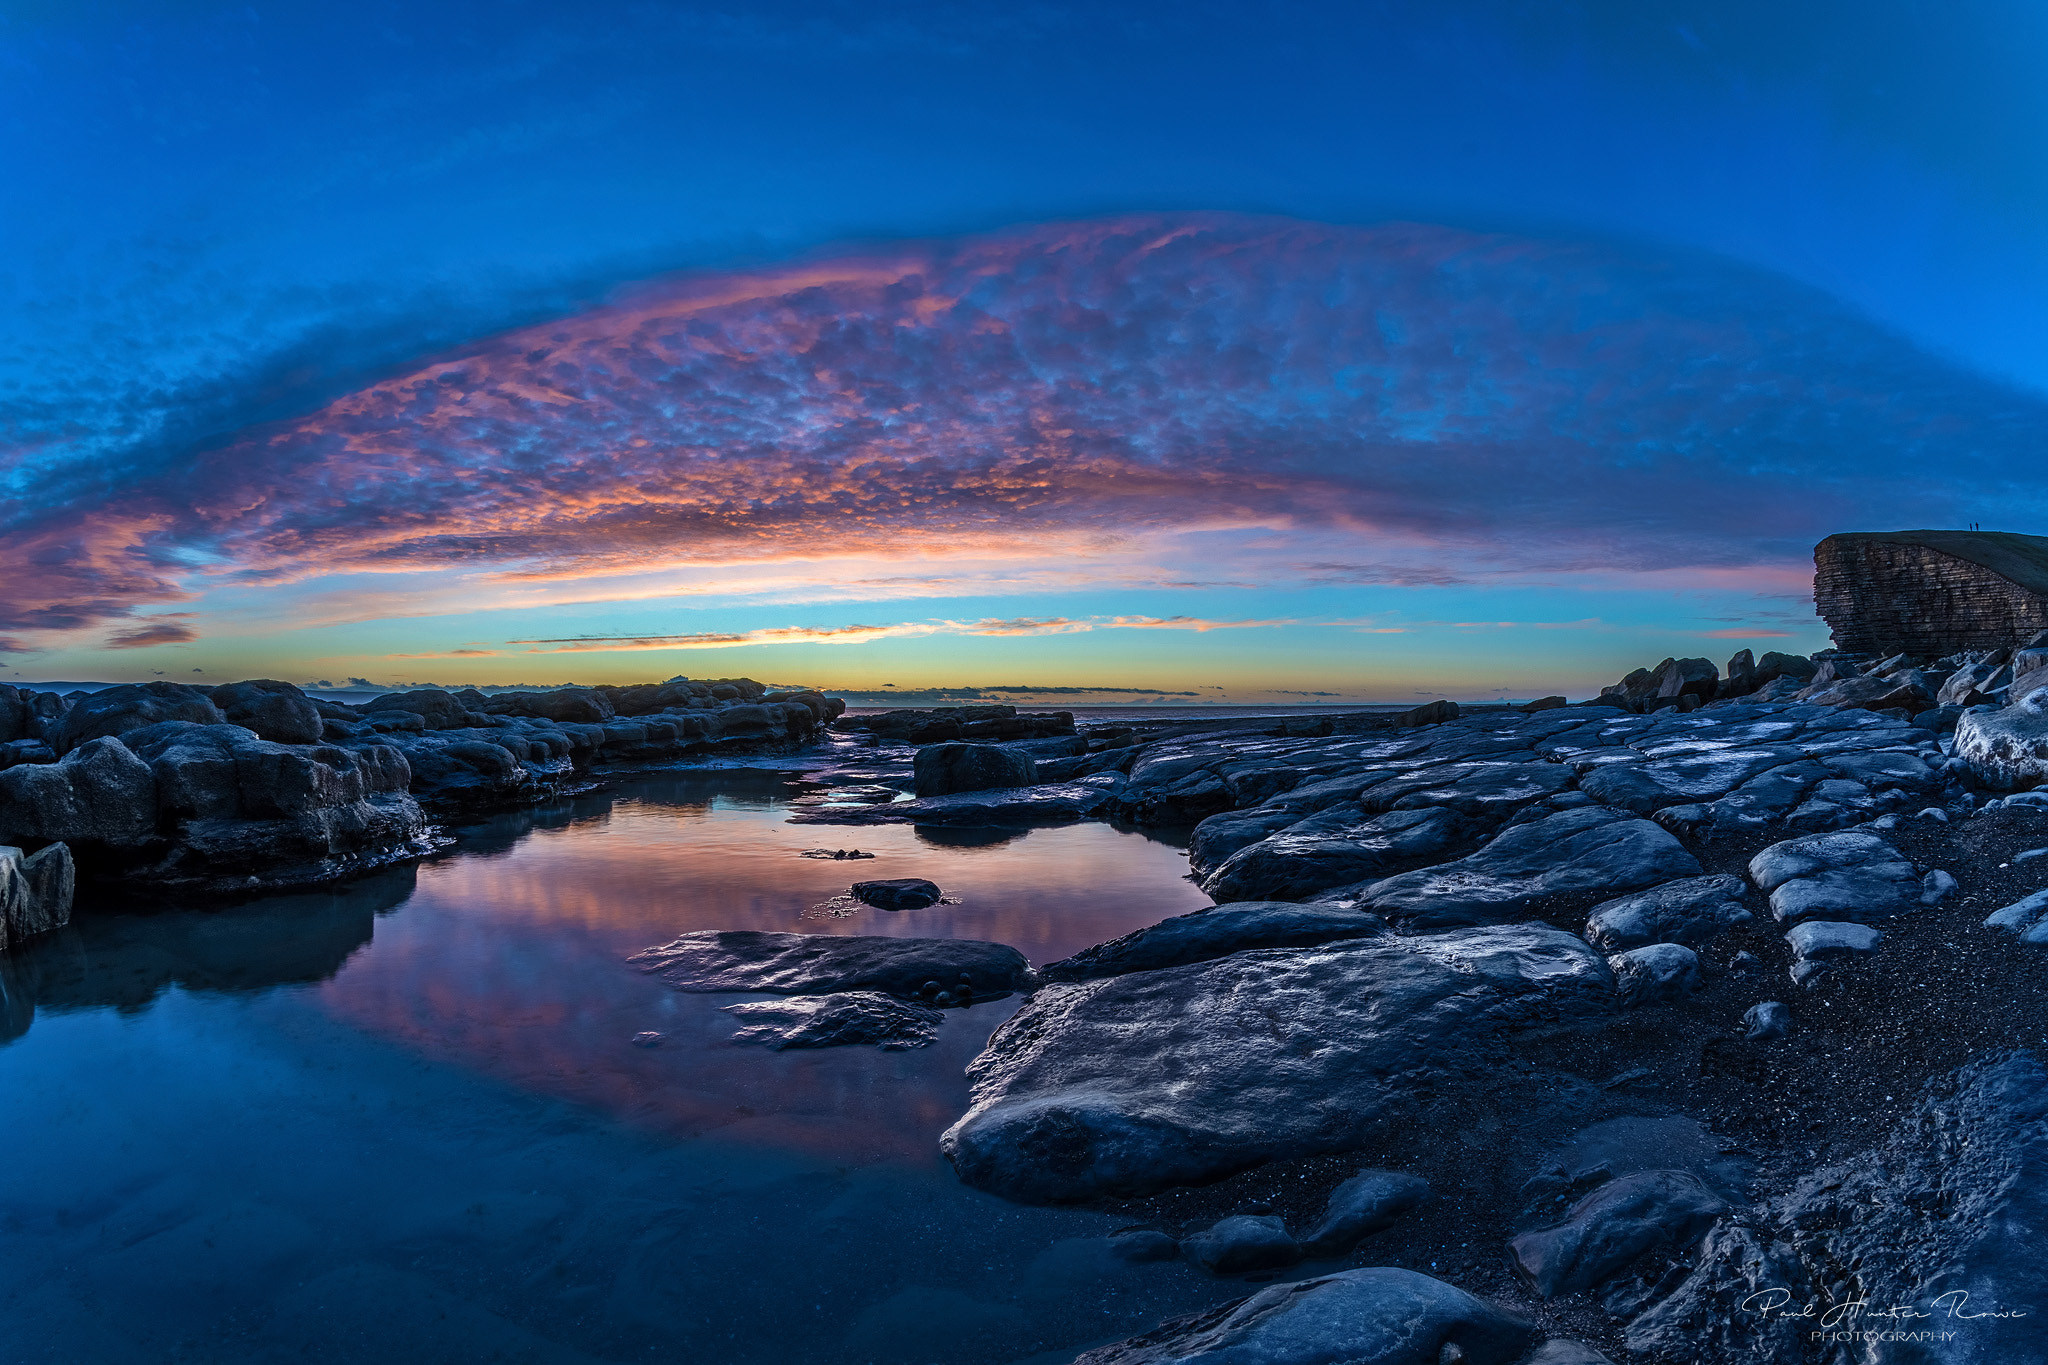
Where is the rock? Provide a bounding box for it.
[1519,696,1567,712]
[1784,919,1882,985]
[1722,649,1758,697]
[849,878,942,910]
[1582,875,1751,951]
[1577,765,1683,815]
[1299,1170,1431,1257]
[47,682,224,754]
[1921,868,1959,903]
[1202,806,1477,902]
[1627,1051,2048,1361]
[1983,887,2048,942]
[941,925,1611,1202]
[1955,687,2048,789]
[1036,902,1382,983]
[1802,674,1935,713]
[0,736,158,848]
[723,991,944,1050]
[1521,1344,1616,1365]
[1107,1230,1180,1263]
[1940,658,2015,708]
[364,688,471,730]
[1395,699,1460,726]
[630,1031,664,1047]
[1654,657,1718,704]
[1747,830,1922,924]
[1752,651,1815,686]
[1742,1001,1790,1040]
[0,842,73,951]
[911,742,1036,797]
[1181,1215,1302,1275]
[1509,1170,1727,1298]
[1070,1267,1538,1365]
[792,778,1119,827]
[1343,806,1702,930]
[631,930,1030,1001]
[1607,943,1703,1005]
[494,687,617,724]
[208,680,323,745]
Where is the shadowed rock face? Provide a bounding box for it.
[1816,530,2048,655]
[941,925,1612,1203]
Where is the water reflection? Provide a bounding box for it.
[0,771,1229,1364]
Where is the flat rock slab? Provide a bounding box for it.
[631,930,1031,1001]
[1071,1267,1538,1365]
[1748,830,1922,924]
[1201,806,1475,903]
[723,992,943,1050]
[1036,902,1383,983]
[1341,806,1702,929]
[849,878,942,910]
[786,779,1119,826]
[942,925,1612,1202]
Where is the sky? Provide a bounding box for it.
[6,0,2048,703]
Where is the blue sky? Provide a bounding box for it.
[6,1,2046,700]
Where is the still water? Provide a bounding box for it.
[0,769,1249,1365]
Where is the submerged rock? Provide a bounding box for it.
[723,992,944,1050]
[1340,806,1701,929]
[942,925,1611,1202]
[631,930,1030,1001]
[1071,1267,1536,1365]
[849,878,942,910]
[1036,902,1382,984]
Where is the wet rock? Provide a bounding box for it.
[629,1031,664,1047]
[47,682,225,754]
[1202,806,1475,903]
[1182,1215,1301,1275]
[364,688,472,730]
[1299,1169,1431,1257]
[1036,902,1382,983]
[1070,1267,1537,1365]
[209,680,323,745]
[850,878,942,910]
[0,842,73,951]
[1747,830,1922,924]
[942,925,1611,1202]
[1628,1052,2048,1361]
[1186,809,1306,877]
[1510,1170,1727,1298]
[1581,874,1751,951]
[1342,806,1701,930]
[723,991,944,1050]
[912,742,1035,797]
[1607,943,1703,1005]
[1577,765,1683,814]
[1955,687,2048,789]
[1108,1230,1181,1264]
[1983,887,2048,942]
[1742,1000,1790,1040]
[632,930,1030,1001]
[1784,919,1881,985]
[0,736,158,848]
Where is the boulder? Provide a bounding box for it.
[1956,688,2048,789]
[1653,658,1718,704]
[1742,1001,1791,1041]
[1747,830,1921,924]
[1802,674,1935,713]
[1394,699,1460,727]
[1984,887,2048,943]
[1070,1267,1537,1365]
[1722,649,1757,697]
[1784,919,1881,985]
[47,682,224,754]
[496,687,617,724]
[1510,1170,1726,1298]
[912,742,1036,797]
[0,736,158,848]
[1036,902,1383,983]
[1181,1215,1301,1275]
[1752,652,1815,686]
[849,877,942,910]
[1939,659,2013,708]
[364,688,470,730]
[1582,875,1751,951]
[942,925,1611,1202]
[1299,1170,1431,1257]
[1607,943,1703,1005]
[630,930,1030,1001]
[723,992,943,1050]
[1344,806,1702,930]
[208,680,323,745]
[0,842,73,951]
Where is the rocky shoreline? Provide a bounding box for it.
[8,649,2048,1362]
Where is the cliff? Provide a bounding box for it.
[1815,529,2048,655]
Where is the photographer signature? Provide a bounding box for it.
[1741,1288,2028,1327]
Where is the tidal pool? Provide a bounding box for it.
[0,769,1250,1364]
